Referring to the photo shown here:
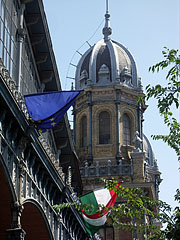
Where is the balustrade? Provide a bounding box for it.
[80,159,133,178]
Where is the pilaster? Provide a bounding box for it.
[131,151,145,182]
[115,89,122,162]
[87,91,93,164]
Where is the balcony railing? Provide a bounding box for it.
[80,160,133,178]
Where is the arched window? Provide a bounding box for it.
[99,111,110,144]
[123,114,131,145]
[81,116,87,147]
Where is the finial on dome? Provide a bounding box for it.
[103,0,112,41]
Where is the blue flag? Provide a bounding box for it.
[24,90,82,132]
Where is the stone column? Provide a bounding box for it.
[6,202,26,240]
[6,136,27,240]
[56,214,63,240]
[17,136,27,203]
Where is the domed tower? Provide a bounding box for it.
[74,9,144,164]
[73,5,161,239]
[73,0,161,210]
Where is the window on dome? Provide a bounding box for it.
[99,111,110,144]
[123,114,131,145]
[80,116,87,147]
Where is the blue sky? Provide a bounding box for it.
[43,0,180,208]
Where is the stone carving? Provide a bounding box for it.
[66,166,72,186]
[120,67,132,86]
[12,162,18,189]
[80,69,88,81]
[26,176,31,197]
[0,59,29,118]
[38,135,57,166]
[10,201,24,228]
[138,77,143,91]
[94,233,102,240]
[133,131,142,152]
[57,166,65,182]
[71,192,81,204]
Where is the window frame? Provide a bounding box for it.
[122,113,131,145]
[80,115,87,148]
[98,111,111,145]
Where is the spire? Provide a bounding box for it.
[103,0,112,41]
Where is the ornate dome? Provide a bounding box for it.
[75,10,142,90]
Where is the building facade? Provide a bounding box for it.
[73,7,161,240]
[0,0,89,239]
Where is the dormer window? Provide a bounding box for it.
[80,70,88,81]
[120,67,132,86]
[97,64,110,83]
[80,70,88,88]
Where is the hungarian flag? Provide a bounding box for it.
[80,183,121,235]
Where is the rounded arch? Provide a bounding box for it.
[94,107,114,145]
[76,110,89,149]
[120,108,137,146]
[21,199,53,240]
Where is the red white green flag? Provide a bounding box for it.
[80,183,121,235]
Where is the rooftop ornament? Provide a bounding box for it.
[102,0,112,41]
